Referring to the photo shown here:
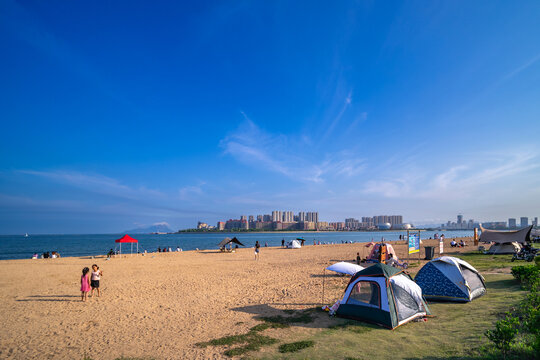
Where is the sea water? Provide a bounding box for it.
[0,230,474,260]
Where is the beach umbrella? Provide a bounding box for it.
[115,234,139,257]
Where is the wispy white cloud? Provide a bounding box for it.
[17,170,164,200]
[179,182,205,200]
[220,116,365,183]
[501,52,540,82]
[361,148,540,200]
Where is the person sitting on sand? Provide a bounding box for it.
[459,239,466,247]
[107,249,114,259]
[450,240,458,247]
[387,254,407,269]
[80,267,91,302]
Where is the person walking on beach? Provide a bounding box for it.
[254,241,261,260]
[281,239,285,248]
[80,267,91,302]
[90,264,103,297]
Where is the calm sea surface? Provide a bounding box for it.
[0,230,474,260]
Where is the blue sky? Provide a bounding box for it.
[1,1,539,234]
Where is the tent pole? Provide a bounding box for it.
[137,242,138,256]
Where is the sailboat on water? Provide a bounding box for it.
[24,233,29,237]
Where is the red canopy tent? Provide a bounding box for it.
[115,234,138,256]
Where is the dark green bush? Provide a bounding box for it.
[511,265,539,289]
[485,315,519,356]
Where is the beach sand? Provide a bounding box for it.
[0,237,474,359]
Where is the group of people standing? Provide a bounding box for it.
[80,264,103,302]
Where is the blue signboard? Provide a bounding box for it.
[408,233,420,254]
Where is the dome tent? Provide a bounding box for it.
[287,240,301,249]
[414,256,486,302]
[335,263,430,329]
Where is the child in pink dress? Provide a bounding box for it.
[80,267,90,301]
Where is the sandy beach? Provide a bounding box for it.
[0,237,475,359]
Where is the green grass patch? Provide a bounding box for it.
[258,274,527,359]
[223,333,278,357]
[278,340,315,353]
[450,252,514,272]
[196,309,317,357]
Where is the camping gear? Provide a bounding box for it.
[287,240,301,249]
[335,263,431,329]
[366,243,398,262]
[511,244,539,262]
[115,234,138,256]
[480,225,532,254]
[326,262,364,276]
[486,242,521,254]
[414,256,486,302]
[218,237,245,251]
[322,262,365,305]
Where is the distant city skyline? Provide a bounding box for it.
[1,2,540,234]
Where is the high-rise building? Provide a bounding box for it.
[263,214,271,222]
[298,212,306,222]
[345,218,360,230]
[256,215,263,222]
[272,211,282,222]
[240,215,247,221]
[283,211,294,222]
[508,218,517,229]
[457,214,463,224]
[521,217,528,227]
[306,212,319,224]
[534,217,538,227]
[248,215,254,222]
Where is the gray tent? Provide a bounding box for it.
[480,225,531,254]
[479,225,532,243]
[486,242,521,254]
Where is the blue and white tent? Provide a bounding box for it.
[414,256,486,302]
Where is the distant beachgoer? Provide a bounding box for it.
[459,239,466,247]
[158,247,161,253]
[264,242,268,247]
[90,264,103,297]
[107,249,114,259]
[356,252,361,265]
[450,240,457,247]
[168,247,172,252]
[254,241,260,260]
[81,267,91,302]
[176,247,181,252]
[281,239,285,248]
[313,240,316,245]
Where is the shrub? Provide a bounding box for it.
[485,315,519,357]
[511,265,539,289]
